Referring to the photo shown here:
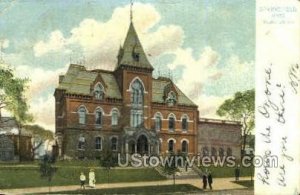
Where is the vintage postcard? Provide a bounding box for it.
[0,0,298,194]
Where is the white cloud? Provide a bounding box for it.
[33,3,182,70]
[194,95,229,119]
[168,46,221,98]
[34,30,66,57]
[29,94,55,131]
[15,64,68,99]
[2,39,9,48]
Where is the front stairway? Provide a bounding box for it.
[155,164,204,179]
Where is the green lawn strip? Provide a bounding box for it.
[198,166,254,178]
[232,180,254,188]
[0,167,166,189]
[43,184,201,194]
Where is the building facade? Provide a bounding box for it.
[0,117,33,161]
[55,22,199,159]
[198,118,241,160]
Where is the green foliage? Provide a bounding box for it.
[216,89,254,122]
[99,146,118,169]
[24,124,54,141]
[0,63,33,124]
[39,154,56,182]
[216,89,255,154]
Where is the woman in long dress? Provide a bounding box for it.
[89,169,96,188]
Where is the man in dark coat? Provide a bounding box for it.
[208,172,213,190]
[202,174,207,189]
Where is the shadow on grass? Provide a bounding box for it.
[232,180,254,188]
[43,184,202,194]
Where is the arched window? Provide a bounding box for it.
[155,113,162,131]
[219,148,224,157]
[78,135,85,150]
[211,147,217,157]
[94,83,104,100]
[168,114,175,131]
[131,79,143,105]
[181,115,188,131]
[95,137,102,150]
[227,147,232,156]
[168,140,175,152]
[130,79,144,127]
[111,109,119,126]
[95,108,103,126]
[202,146,209,157]
[78,106,87,125]
[166,91,176,106]
[111,137,118,151]
[181,140,188,153]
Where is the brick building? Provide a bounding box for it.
[54,22,198,159]
[198,118,241,160]
[54,21,241,160]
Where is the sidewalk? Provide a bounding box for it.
[1,177,252,194]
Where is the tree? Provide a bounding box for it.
[23,124,54,159]
[39,154,56,193]
[163,154,179,186]
[0,62,33,161]
[216,89,255,156]
[99,142,117,183]
[0,63,33,123]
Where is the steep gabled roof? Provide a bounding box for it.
[152,77,197,107]
[57,64,122,99]
[116,23,153,70]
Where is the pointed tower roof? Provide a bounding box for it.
[116,22,153,70]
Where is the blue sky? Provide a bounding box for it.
[0,0,255,130]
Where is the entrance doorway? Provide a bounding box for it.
[137,135,148,155]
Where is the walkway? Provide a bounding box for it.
[1,177,253,194]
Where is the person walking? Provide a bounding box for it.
[207,172,213,190]
[89,169,96,188]
[235,165,240,181]
[202,173,207,190]
[80,172,86,189]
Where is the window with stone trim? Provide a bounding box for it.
[166,91,177,106]
[227,147,232,156]
[111,109,119,126]
[219,148,224,157]
[130,79,144,127]
[182,115,188,131]
[94,83,104,100]
[181,140,188,153]
[168,139,175,152]
[202,146,209,156]
[95,109,102,126]
[168,115,175,131]
[95,137,102,150]
[78,106,87,125]
[155,113,162,131]
[111,137,118,151]
[78,135,85,150]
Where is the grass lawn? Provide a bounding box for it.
[0,166,166,189]
[197,166,254,178]
[232,180,254,188]
[44,184,201,194]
